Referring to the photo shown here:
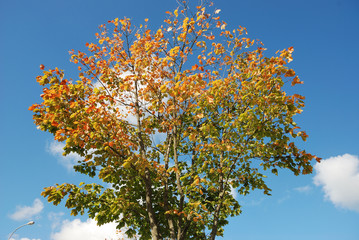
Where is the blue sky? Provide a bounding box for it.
[1,0,358,239]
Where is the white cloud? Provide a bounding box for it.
[294,185,312,193]
[51,218,134,240]
[314,154,359,212]
[9,236,40,240]
[48,212,65,229]
[48,141,82,171]
[9,199,44,221]
[230,185,238,199]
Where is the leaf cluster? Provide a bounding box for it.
[31,1,320,239]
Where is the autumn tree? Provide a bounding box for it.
[30,1,320,239]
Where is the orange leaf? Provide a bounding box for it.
[291,76,303,86]
[28,105,36,111]
[70,102,77,108]
[285,69,295,77]
[293,94,305,100]
[191,64,198,71]
[40,64,45,70]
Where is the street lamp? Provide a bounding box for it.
[8,221,35,240]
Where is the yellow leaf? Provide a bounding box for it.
[122,161,131,169]
[193,178,200,185]
[174,9,178,17]
[183,17,189,30]
[189,134,196,141]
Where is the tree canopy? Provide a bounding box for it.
[30,1,320,239]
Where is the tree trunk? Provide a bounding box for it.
[134,79,160,240]
[209,153,225,240]
[144,169,161,240]
[173,126,185,239]
[164,135,176,240]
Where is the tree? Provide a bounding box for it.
[29,1,320,239]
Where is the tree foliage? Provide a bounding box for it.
[30,1,320,239]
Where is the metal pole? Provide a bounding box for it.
[8,221,35,240]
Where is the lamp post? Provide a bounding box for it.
[8,221,35,240]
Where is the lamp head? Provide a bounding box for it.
[27,221,35,225]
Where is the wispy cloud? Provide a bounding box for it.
[48,212,65,230]
[242,198,265,207]
[50,218,133,240]
[294,185,312,193]
[314,154,359,212]
[48,141,82,171]
[9,199,44,221]
[277,193,290,204]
